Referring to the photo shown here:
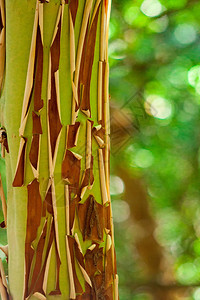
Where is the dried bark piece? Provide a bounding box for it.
[86,120,93,169]
[74,235,84,268]
[25,179,42,297]
[79,4,101,117]
[28,222,54,296]
[65,186,79,236]
[92,125,105,148]
[67,236,83,294]
[48,16,62,158]
[49,232,61,295]
[0,258,8,291]
[74,235,92,288]
[34,25,44,112]
[0,277,8,300]
[66,122,80,149]
[80,120,94,198]
[62,150,81,188]
[48,179,62,296]
[65,185,70,235]
[48,80,62,158]
[65,236,76,299]
[44,184,53,215]
[78,195,103,242]
[98,61,103,123]
[41,220,54,294]
[99,61,106,127]
[85,244,103,278]
[12,137,27,187]
[0,128,9,157]
[78,263,92,288]
[71,0,94,123]
[32,112,43,134]
[114,275,119,300]
[69,0,78,26]
[0,173,7,227]
[28,220,47,295]
[78,20,89,108]
[80,156,94,199]
[104,203,111,231]
[69,5,78,123]
[69,197,76,235]
[29,134,40,170]
[32,293,46,300]
[104,247,113,289]
[98,149,109,205]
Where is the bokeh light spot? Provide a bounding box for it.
[176,262,199,284]
[112,200,130,223]
[188,65,200,87]
[145,95,172,119]
[193,288,200,300]
[174,24,197,45]
[140,0,164,18]
[110,176,125,195]
[148,15,169,33]
[135,149,154,168]
[124,6,140,25]
[109,39,127,60]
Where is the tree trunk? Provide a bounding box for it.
[0,0,118,299]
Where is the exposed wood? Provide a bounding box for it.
[0,173,7,227]
[66,236,76,299]
[0,277,8,300]
[12,137,27,187]
[71,0,93,123]
[98,149,108,204]
[0,258,7,290]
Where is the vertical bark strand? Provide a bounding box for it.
[12,137,27,187]
[0,173,7,227]
[79,4,100,117]
[48,15,62,158]
[25,179,42,298]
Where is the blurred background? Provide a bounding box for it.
[109,0,200,299]
[1,0,200,299]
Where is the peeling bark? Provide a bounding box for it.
[5,0,117,299]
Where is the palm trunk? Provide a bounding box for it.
[0,0,118,299]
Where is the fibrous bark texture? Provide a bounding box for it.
[1,0,118,299]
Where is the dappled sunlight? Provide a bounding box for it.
[188,65,200,94]
[148,15,169,33]
[174,24,197,45]
[145,95,172,119]
[112,200,130,223]
[140,0,165,18]
[110,175,125,195]
[135,149,154,168]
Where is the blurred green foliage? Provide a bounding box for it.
[110,0,200,299]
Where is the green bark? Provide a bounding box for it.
[1,0,118,299]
